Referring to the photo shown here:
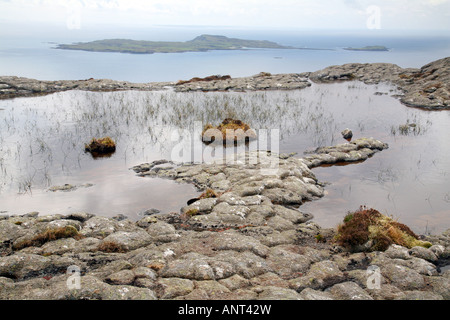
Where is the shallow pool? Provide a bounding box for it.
[0,82,449,233]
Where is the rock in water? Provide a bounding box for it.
[341,128,353,140]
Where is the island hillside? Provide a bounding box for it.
[56,34,293,54]
[344,45,389,52]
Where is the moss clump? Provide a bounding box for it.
[199,188,219,199]
[185,208,200,217]
[13,225,81,250]
[97,241,127,253]
[85,137,116,155]
[334,207,432,252]
[315,234,326,243]
[202,118,257,144]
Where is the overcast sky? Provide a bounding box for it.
[1,0,449,31]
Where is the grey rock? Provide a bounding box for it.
[426,276,450,299]
[156,278,195,299]
[298,288,335,300]
[409,246,438,262]
[146,221,180,243]
[257,286,303,300]
[290,260,345,291]
[385,244,411,260]
[327,281,373,300]
[182,280,231,300]
[380,263,426,290]
[266,247,311,279]
[398,291,444,300]
[105,269,136,285]
[101,230,153,251]
[341,128,353,140]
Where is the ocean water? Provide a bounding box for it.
[1,27,450,82]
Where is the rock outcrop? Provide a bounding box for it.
[1,57,449,109]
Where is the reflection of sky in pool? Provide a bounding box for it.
[0,82,449,233]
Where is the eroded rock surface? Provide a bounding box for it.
[2,57,448,109]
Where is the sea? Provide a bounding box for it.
[1,26,450,82]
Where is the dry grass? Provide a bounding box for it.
[97,241,127,253]
[84,136,116,154]
[334,206,432,251]
[202,118,257,144]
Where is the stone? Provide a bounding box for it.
[398,291,444,300]
[101,230,153,251]
[290,260,345,292]
[146,221,179,243]
[266,247,311,279]
[341,128,353,140]
[385,244,411,260]
[105,269,136,285]
[426,276,450,299]
[408,246,438,262]
[219,274,251,291]
[380,263,426,290]
[257,286,303,300]
[327,281,374,300]
[156,278,195,299]
[298,288,335,300]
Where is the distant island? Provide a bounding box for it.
[343,45,389,52]
[56,34,293,54]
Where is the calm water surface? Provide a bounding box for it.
[0,82,449,233]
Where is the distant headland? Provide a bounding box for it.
[56,34,293,54]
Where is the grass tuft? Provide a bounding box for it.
[201,118,257,144]
[334,206,432,252]
[85,136,116,154]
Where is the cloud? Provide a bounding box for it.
[0,0,449,30]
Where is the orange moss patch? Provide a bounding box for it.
[334,206,432,252]
[199,188,220,199]
[202,118,257,144]
[97,241,127,253]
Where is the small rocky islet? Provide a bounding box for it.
[0,57,449,300]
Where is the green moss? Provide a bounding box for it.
[343,213,354,223]
[315,234,326,243]
[185,208,200,217]
[13,225,81,250]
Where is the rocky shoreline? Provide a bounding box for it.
[1,138,449,300]
[1,56,449,109]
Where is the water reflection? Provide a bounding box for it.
[0,82,449,233]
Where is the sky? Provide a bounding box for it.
[0,0,449,32]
